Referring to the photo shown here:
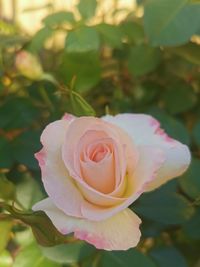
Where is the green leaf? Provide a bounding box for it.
[0,138,13,169]
[149,246,187,267]
[13,243,60,267]
[132,82,159,105]
[120,21,144,44]
[40,242,96,264]
[100,249,157,267]
[0,97,39,130]
[59,52,101,92]
[0,175,15,200]
[77,0,97,20]
[179,158,200,199]
[43,11,75,27]
[0,221,12,253]
[16,173,44,210]
[144,0,200,46]
[183,207,200,239]
[70,90,96,116]
[0,250,13,267]
[148,108,190,145]
[15,228,35,248]
[163,83,197,114]
[133,181,194,224]
[192,121,200,147]
[65,26,99,52]
[12,131,41,170]
[167,43,200,65]
[29,27,53,52]
[128,45,161,76]
[141,220,166,238]
[96,23,123,48]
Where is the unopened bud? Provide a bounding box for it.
[15,50,44,80]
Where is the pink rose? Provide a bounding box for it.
[33,113,190,251]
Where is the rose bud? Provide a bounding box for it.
[15,50,44,81]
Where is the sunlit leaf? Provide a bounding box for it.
[29,27,53,52]
[43,11,75,27]
[65,26,99,52]
[13,243,60,267]
[0,250,13,267]
[77,0,97,20]
[96,23,123,48]
[16,173,44,210]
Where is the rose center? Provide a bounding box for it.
[89,143,109,162]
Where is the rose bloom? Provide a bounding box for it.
[33,113,190,251]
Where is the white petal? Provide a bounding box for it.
[35,119,84,217]
[33,198,141,251]
[103,114,191,190]
[146,143,191,191]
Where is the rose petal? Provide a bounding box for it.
[36,119,84,217]
[41,117,74,152]
[81,146,164,221]
[33,198,141,251]
[103,113,191,190]
[62,117,127,187]
[62,117,138,204]
[146,142,191,191]
[81,152,115,194]
[76,131,117,193]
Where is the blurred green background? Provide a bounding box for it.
[0,0,200,266]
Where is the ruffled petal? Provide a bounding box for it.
[103,114,191,190]
[33,198,141,251]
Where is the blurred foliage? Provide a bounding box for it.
[0,0,200,266]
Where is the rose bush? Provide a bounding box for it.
[33,113,190,251]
